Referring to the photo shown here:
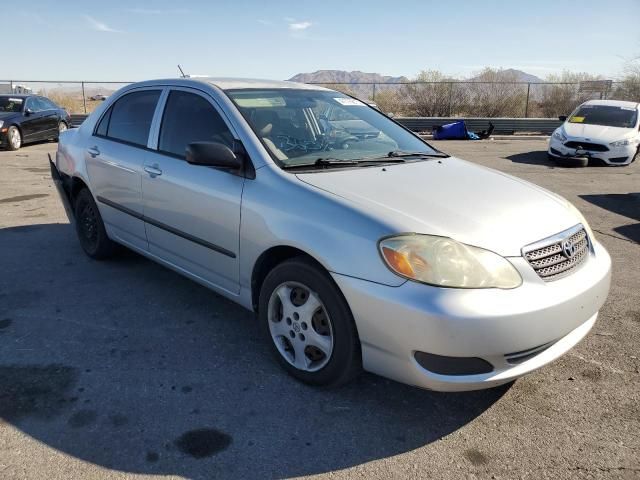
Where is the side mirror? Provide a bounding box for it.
[186,141,243,170]
[558,115,567,122]
[24,108,34,116]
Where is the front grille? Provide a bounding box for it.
[523,226,590,281]
[564,141,609,152]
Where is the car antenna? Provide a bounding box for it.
[177,64,188,78]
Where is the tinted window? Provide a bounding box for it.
[106,90,161,147]
[40,97,58,110]
[95,106,112,137]
[159,90,233,158]
[25,97,41,111]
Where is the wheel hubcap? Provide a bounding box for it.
[10,129,20,148]
[268,282,334,372]
[59,123,67,133]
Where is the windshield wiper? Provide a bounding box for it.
[387,150,449,158]
[281,158,360,170]
[282,157,407,170]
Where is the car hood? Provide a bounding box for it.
[0,112,19,121]
[562,122,634,142]
[296,157,580,257]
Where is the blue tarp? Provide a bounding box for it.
[432,121,468,140]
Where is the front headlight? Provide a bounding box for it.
[0,120,4,129]
[379,234,522,289]
[552,130,567,142]
[609,139,630,147]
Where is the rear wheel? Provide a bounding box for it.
[259,257,361,386]
[74,188,116,259]
[6,126,21,150]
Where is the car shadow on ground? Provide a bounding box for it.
[0,223,509,479]
[580,193,640,243]
[506,151,614,168]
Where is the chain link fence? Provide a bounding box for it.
[1,79,638,117]
[309,81,639,118]
[0,80,133,115]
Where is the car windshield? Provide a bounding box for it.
[226,89,439,167]
[569,105,638,128]
[0,97,24,113]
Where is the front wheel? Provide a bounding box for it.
[259,258,361,386]
[6,126,21,150]
[74,188,116,259]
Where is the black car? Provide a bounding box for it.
[0,94,71,150]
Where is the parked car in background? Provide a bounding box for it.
[52,78,611,391]
[89,94,108,101]
[0,94,71,150]
[549,99,640,166]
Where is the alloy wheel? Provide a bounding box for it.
[9,129,21,149]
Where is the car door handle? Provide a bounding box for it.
[87,146,100,158]
[144,165,163,177]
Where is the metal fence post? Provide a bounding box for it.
[524,83,531,118]
[9,80,13,93]
[448,82,453,116]
[81,82,87,114]
[372,83,376,102]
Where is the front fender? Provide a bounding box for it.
[239,165,406,290]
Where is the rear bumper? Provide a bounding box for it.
[49,154,75,223]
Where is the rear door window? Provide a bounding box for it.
[158,90,233,158]
[104,90,161,147]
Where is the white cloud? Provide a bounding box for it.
[257,19,272,25]
[288,21,312,31]
[83,15,121,33]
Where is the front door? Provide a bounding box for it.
[141,88,244,294]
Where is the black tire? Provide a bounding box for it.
[6,126,21,151]
[259,257,361,387]
[550,154,589,168]
[74,188,116,259]
[632,147,639,164]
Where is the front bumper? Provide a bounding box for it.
[332,240,611,392]
[548,137,637,165]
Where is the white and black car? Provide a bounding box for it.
[549,100,640,166]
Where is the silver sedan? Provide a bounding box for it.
[51,78,611,391]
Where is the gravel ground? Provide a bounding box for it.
[0,139,638,480]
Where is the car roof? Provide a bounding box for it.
[130,77,330,92]
[0,94,34,99]
[582,99,639,109]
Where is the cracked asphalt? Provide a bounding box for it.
[0,139,638,479]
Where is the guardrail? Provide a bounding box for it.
[70,114,558,135]
[395,117,561,134]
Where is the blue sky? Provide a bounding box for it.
[5,0,639,81]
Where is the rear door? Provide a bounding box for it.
[141,87,244,294]
[38,97,61,135]
[85,88,163,251]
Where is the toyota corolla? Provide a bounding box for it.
[51,78,611,391]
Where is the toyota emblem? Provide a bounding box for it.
[561,239,576,258]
